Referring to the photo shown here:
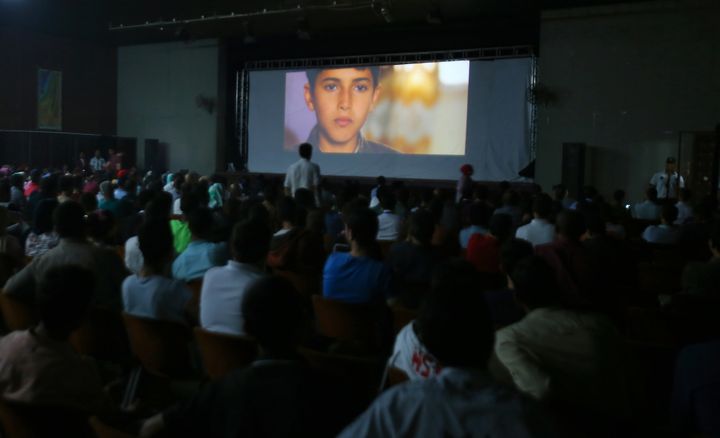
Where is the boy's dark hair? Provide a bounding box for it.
[556,210,586,241]
[489,213,514,243]
[510,256,562,309]
[468,202,491,228]
[231,219,271,264]
[500,238,534,276]
[299,143,313,159]
[407,209,435,247]
[242,276,306,351]
[661,203,678,224]
[53,201,86,239]
[187,207,214,240]
[139,220,174,269]
[342,201,379,248]
[416,260,494,368]
[144,192,173,221]
[37,265,94,337]
[306,66,381,90]
[86,210,115,244]
[532,194,553,219]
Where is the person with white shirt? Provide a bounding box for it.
[642,204,680,245]
[89,149,106,173]
[284,143,320,199]
[341,260,554,437]
[122,220,192,324]
[376,187,401,241]
[632,187,663,220]
[650,156,685,201]
[515,194,555,247]
[200,219,270,336]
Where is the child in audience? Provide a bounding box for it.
[123,220,192,323]
[172,207,227,281]
[642,203,680,244]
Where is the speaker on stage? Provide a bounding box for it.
[561,142,586,200]
[144,139,167,173]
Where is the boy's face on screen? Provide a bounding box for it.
[304,68,380,153]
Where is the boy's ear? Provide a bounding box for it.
[304,83,315,112]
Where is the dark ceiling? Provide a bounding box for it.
[0,0,656,55]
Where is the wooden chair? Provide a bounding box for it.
[89,417,136,438]
[275,270,321,298]
[312,295,382,345]
[0,293,37,331]
[194,327,258,379]
[121,313,192,378]
[391,306,417,335]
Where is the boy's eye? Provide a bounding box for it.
[354,84,369,92]
[323,83,338,91]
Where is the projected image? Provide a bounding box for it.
[283,61,470,155]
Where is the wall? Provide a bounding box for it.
[0,27,116,134]
[117,40,221,174]
[535,0,720,202]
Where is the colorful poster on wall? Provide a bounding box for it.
[37,69,62,130]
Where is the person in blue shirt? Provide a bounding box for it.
[172,207,228,282]
[323,201,393,304]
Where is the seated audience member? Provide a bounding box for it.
[267,196,323,272]
[370,175,386,210]
[172,207,227,281]
[25,175,56,222]
[0,266,110,412]
[675,188,693,225]
[86,210,117,248]
[201,220,270,336]
[582,209,636,297]
[642,203,680,244]
[385,209,439,308]
[170,190,205,254]
[0,206,23,264]
[125,194,173,275]
[609,189,631,223]
[681,221,720,297]
[458,201,490,250]
[25,196,59,257]
[56,175,75,204]
[98,180,121,217]
[677,200,714,260]
[141,276,352,438]
[9,173,26,210]
[342,260,553,437]
[631,187,662,220]
[483,238,533,327]
[79,191,98,214]
[568,185,598,212]
[4,201,127,310]
[672,340,720,437]
[23,169,41,198]
[535,210,594,306]
[376,187,401,241]
[493,190,522,227]
[494,257,628,418]
[515,194,555,247]
[123,221,192,323]
[323,202,393,304]
[465,213,514,273]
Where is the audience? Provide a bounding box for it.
[141,276,352,438]
[493,256,629,419]
[675,188,693,225]
[376,187,401,241]
[323,201,393,304]
[466,213,514,273]
[172,207,227,281]
[0,265,110,412]
[124,194,173,274]
[642,203,680,244]
[458,201,490,250]
[122,220,192,323]
[515,194,555,246]
[681,221,720,297]
[631,187,662,220]
[200,220,270,336]
[341,260,554,437]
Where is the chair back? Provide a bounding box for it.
[299,347,384,403]
[121,312,192,378]
[275,270,321,297]
[311,295,380,345]
[0,293,37,331]
[193,327,258,379]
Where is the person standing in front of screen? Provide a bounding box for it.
[650,156,684,204]
[284,143,321,199]
[303,67,397,154]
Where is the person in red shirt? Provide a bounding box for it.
[23,169,41,198]
[465,213,514,273]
